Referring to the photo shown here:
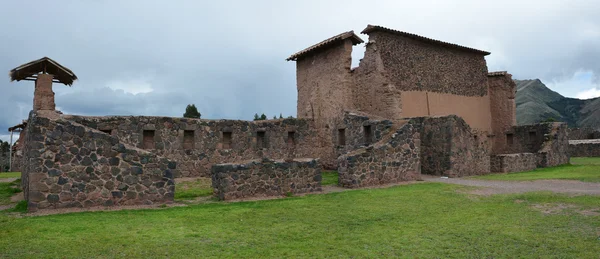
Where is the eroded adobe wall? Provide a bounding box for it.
[568,127,600,140]
[416,115,490,177]
[488,74,517,154]
[490,153,537,173]
[337,120,421,188]
[22,112,176,212]
[569,139,600,157]
[67,116,318,177]
[211,158,322,200]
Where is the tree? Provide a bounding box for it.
[253,113,260,121]
[279,113,283,119]
[273,115,277,119]
[0,140,9,153]
[542,117,558,123]
[183,104,201,119]
[260,113,267,120]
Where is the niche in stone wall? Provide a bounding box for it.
[222,131,232,149]
[256,130,266,149]
[143,130,155,149]
[338,129,346,146]
[183,130,195,149]
[100,129,113,135]
[287,131,296,147]
[363,125,372,145]
[528,131,537,142]
[506,133,514,145]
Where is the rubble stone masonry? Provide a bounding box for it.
[22,112,177,212]
[569,139,600,157]
[490,153,537,173]
[211,158,322,200]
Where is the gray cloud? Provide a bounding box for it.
[1,0,599,141]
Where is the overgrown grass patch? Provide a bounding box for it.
[174,178,213,200]
[0,172,20,179]
[0,180,21,206]
[474,158,600,182]
[0,182,598,258]
[321,171,339,186]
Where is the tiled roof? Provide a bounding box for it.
[361,25,491,56]
[488,71,508,77]
[286,31,364,61]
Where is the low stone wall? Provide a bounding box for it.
[569,139,600,157]
[537,123,570,167]
[337,121,421,188]
[22,112,177,212]
[211,158,322,200]
[333,112,394,156]
[66,116,318,178]
[416,115,490,177]
[568,127,600,140]
[490,153,537,173]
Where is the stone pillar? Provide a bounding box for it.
[33,74,55,111]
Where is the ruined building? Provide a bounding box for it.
[10,25,571,212]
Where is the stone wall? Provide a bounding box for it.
[333,112,394,156]
[498,124,549,155]
[488,73,517,154]
[22,111,177,212]
[67,115,318,177]
[211,158,322,200]
[569,139,600,157]
[337,120,421,188]
[537,123,570,167]
[417,115,490,177]
[490,153,537,173]
[568,127,600,140]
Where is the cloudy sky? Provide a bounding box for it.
[1,0,599,142]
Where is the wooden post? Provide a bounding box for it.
[8,130,13,172]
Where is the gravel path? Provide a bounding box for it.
[424,176,600,196]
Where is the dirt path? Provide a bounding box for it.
[0,178,18,183]
[424,176,600,196]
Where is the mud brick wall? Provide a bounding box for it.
[488,74,517,154]
[417,115,490,177]
[66,116,318,178]
[568,127,600,140]
[569,140,600,157]
[337,121,421,188]
[490,153,537,173]
[211,158,322,200]
[22,112,176,212]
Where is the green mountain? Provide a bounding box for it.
[515,79,600,129]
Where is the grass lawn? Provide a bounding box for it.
[474,157,600,182]
[0,172,21,179]
[1,182,599,258]
[321,171,339,186]
[0,179,21,206]
[174,178,213,200]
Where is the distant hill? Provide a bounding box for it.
[515,79,600,129]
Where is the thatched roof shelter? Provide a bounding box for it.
[9,57,77,86]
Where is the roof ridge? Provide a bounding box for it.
[286,31,364,61]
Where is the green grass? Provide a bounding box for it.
[0,172,20,179]
[321,171,339,186]
[174,178,213,200]
[0,183,599,258]
[475,157,600,182]
[0,179,21,206]
[571,157,600,165]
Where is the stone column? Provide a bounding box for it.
[33,74,55,111]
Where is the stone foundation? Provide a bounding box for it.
[490,153,537,173]
[337,121,421,188]
[211,158,322,200]
[22,111,177,212]
[569,139,600,157]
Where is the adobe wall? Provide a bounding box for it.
[568,127,600,140]
[400,91,492,132]
[67,115,318,177]
[21,112,176,212]
[488,74,517,153]
[569,139,600,157]
[211,158,322,200]
[490,153,537,173]
[416,115,490,177]
[337,120,421,188]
